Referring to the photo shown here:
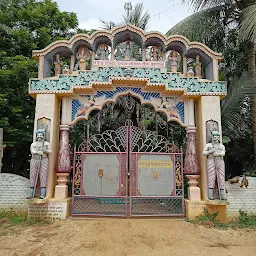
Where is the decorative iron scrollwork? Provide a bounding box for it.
[74,154,82,195]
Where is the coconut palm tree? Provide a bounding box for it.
[100,2,150,30]
[167,0,256,153]
[0,0,11,34]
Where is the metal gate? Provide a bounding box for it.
[72,123,184,217]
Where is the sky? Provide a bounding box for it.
[55,0,191,34]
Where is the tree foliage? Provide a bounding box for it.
[0,0,78,175]
[168,0,256,174]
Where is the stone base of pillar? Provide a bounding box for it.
[186,175,201,201]
[54,185,68,199]
[185,199,229,223]
[28,198,71,220]
[188,187,201,201]
[54,173,69,199]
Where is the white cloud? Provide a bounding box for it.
[55,0,191,34]
[79,18,102,30]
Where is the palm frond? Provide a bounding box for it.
[221,72,256,139]
[0,23,12,34]
[99,19,117,30]
[123,3,150,30]
[166,6,225,42]
[239,4,256,42]
[180,0,235,11]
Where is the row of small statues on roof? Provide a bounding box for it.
[54,42,202,78]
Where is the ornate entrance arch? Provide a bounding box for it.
[28,24,227,220]
[71,94,185,216]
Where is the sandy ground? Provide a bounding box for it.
[0,217,256,256]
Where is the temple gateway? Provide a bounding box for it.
[28,24,228,221]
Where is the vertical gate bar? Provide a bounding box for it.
[129,125,132,217]
[119,152,122,197]
[71,146,76,215]
[136,153,138,197]
[174,153,176,196]
[126,125,129,217]
[80,153,86,196]
[72,145,76,197]
[181,147,185,214]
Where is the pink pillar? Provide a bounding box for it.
[184,126,201,201]
[55,124,71,199]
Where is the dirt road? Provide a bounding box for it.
[0,218,256,256]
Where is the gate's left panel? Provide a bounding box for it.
[72,152,127,217]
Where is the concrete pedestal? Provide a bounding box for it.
[54,185,68,199]
[185,199,229,223]
[28,198,71,220]
[188,187,201,201]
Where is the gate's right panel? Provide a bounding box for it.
[129,127,184,216]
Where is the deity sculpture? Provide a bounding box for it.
[187,66,195,77]
[203,131,226,200]
[76,46,91,71]
[124,41,132,61]
[62,64,70,74]
[97,44,109,60]
[54,54,62,76]
[168,51,179,72]
[76,96,95,118]
[195,55,202,78]
[150,46,162,61]
[27,129,52,199]
[161,97,180,119]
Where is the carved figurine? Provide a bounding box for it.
[187,66,195,77]
[168,51,179,72]
[76,96,95,118]
[195,55,202,78]
[162,97,180,119]
[27,129,52,199]
[76,46,91,71]
[150,46,162,61]
[97,44,109,60]
[54,54,62,76]
[124,41,132,61]
[62,64,70,74]
[203,131,226,200]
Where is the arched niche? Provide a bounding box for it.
[92,35,112,52]
[44,46,72,78]
[71,39,93,56]
[185,48,213,80]
[113,29,143,48]
[166,41,187,57]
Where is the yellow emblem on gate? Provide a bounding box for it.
[153,170,158,179]
[98,169,103,178]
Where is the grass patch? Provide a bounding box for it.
[0,210,51,227]
[190,208,256,229]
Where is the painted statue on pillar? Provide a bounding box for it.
[124,41,132,61]
[168,51,179,72]
[76,46,91,71]
[97,44,109,60]
[54,54,62,76]
[203,131,226,200]
[195,55,202,78]
[27,129,52,199]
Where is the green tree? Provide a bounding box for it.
[0,0,11,34]
[0,0,79,175]
[167,1,256,174]
[167,0,256,153]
